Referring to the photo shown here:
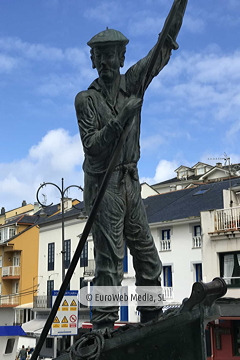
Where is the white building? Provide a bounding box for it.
[152,161,240,194]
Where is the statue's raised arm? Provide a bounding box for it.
[126,0,188,96]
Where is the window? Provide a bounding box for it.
[162,230,170,240]
[233,320,240,356]
[0,255,2,267]
[0,227,16,242]
[193,226,202,248]
[194,226,201,237]
[220,252,240,287]
[193,189,209,196]
[160,229,171,251]
[5,338,15,354]
[80,242,88,267]
[196,167,205,175]
[64,239,71,269]
[13,254,20,267]
[120,305,128,321]
[9,227,16,238]
[123,243,128,273]
[48,243,55,271]
[47,280,54,308]
[163,266,172,287]
[194,263,202,282]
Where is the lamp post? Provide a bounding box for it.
[36,178,83,283]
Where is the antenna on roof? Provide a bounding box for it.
[208,153,233,207]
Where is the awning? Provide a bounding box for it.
[0,326,26,337]
[22,319,47,334]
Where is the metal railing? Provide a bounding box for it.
[192,236,201,248]
[33,295,52,309]
[222,277,240,286]
[214,206,240,231]
[84,259,95,276]
[0,294,19,306]
[2,266,20,277]
[163,287,173,299]
[160,240,171,251]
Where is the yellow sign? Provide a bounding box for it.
[53,316,60,323]
[70,307,77,311]
[62,300,69,306]
[61,324,68,328]
[53,324,60,328]
[62,307,68,311]
[70,299,77,306]
[62,316,68,323]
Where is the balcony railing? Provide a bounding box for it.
[222,277,240,287]
[192,236,201,248]
[160,240,171,251]
[33,295,52,309]
[0,295,19,306]
[215,206,240,231]
[163,287,173,300]
[84,259,95,276]
[2,266,20,277]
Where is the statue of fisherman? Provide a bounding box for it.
[75,0,188,331]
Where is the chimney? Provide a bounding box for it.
[1,207,5,215]
[34,202,40,214]
[216,162,222,168]
[22,200,27,207]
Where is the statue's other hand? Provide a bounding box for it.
[119,96,142,126]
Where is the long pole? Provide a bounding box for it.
[61,178,65,283]
[31,2,183,359]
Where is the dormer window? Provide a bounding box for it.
[179,170,187,179]
[196,167,205,175]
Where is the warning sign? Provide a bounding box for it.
[62,316,68,323]
[70,299,77,306]
[51,290,78,336]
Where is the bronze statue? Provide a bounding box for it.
[75,0,188,331]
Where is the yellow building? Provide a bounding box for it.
[0,201,38,225]
[0,199,79,325]
[0,215,39,309]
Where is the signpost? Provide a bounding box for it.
[51,290,78,336]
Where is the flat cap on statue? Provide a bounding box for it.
[87,28,129,48]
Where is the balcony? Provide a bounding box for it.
[33,295,52,309]
[0,294,19,307]
[160,240,171,252]
[163,287,173,300]
[84,259,95,276]
[192,236,201,248]
[214,206,240,231]
[2,266,20,278]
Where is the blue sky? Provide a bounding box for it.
[0,0,240,210]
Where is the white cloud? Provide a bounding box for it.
[0,54,19,73]
[0,129,84,211]
[140,134,165,151]
[0,37,89,67]
[84,2,122,23]
[140,159,179,185]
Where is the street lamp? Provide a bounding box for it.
[36,178,83,283]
